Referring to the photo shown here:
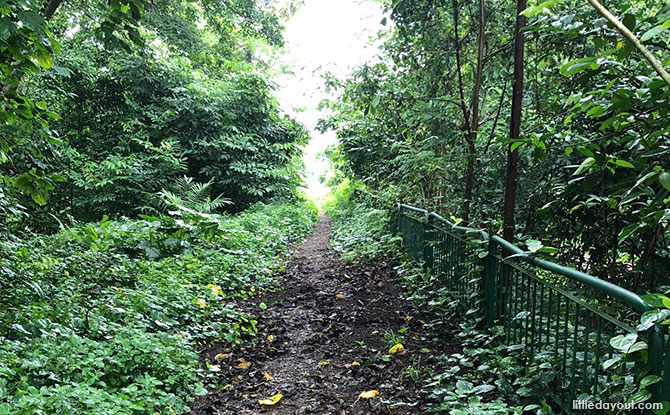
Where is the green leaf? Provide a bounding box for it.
[637,309,670,331]
[609,333,637,353]
[586,105,604,117]
[560,57,598,77]
[194,386,208,396]
[614,160,634,168]
[622,14,636,31]
[641,19,670,42]
[17,11,45,32]
[573,157,595,175]
[526,239,543,253]
[640,375,661,390]
[520,0,563,17]
[602,356,621,369]
[35,53,52,69]
[659,172,670,191]
[641,294,670,308]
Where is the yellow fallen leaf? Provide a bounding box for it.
[197,298,207,308]
[263,372,273,381]
[335,294,345,300]
[267,335,274,342]
[258,393,283,406]
[207,283,222,296]
[318,361,328,366]
[351,361,360,367]
[237,362,251,369]
[358,390,379,399]
[214,353,231,361]
[389,343,404,354]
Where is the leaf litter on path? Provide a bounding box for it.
[189,217,460,415]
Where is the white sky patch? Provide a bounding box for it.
[274,0,387,203]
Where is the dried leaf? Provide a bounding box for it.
[214,353,231,361]
[335,294,345,300]
[258,393,283,406]
[237,362,251,369]
[389,343,404,354]
[267,335,275,342]
[263,372,273,381]
[358,390,379,399]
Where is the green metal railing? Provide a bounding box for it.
[396,203,667,410]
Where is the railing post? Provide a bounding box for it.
[422,212,433,271]
[648,324,665,404]
[396,203,402,234]
[482,237,497,327]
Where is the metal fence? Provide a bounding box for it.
[396,203,667,411]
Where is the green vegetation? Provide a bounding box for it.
[0,202,316,414]
[0,1,316,413]
[320,0,670,293]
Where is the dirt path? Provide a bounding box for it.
[191,217,451,415]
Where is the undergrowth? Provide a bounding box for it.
[0,202,317,415]
[327,193,543,414]
[325,180,400,262]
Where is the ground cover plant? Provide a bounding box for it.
[0,202,317,415]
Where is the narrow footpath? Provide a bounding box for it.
[191,218,452,415]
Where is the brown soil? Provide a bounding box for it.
[189,217,459,415]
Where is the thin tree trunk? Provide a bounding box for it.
[634,223,663,291]
[458,0,486,226]
[501,0,526,246]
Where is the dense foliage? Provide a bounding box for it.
[320,0,670,292]
[0,202,317,414]
[2,0,308,231]
[0,1,317,413]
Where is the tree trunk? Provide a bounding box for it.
[501,0,526,246]
[459,0,485,226]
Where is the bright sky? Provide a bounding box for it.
[274,0,387,203]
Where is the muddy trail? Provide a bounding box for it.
[191,217,458,415]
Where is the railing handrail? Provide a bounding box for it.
[490,235,653,313]
[398,203,653,313]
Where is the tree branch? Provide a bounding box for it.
[586,0,670,86]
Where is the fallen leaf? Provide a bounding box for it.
[267,335,274,342]
[335,294,345,300]
[197,298,207,308]
[358,390,379,399]
[389,344,404,354]
[318,361,328,366]
[214,353,231,361]
[258,393,283,406]
[208,364,221,372]
[263,372,273,381]
[206,283,222,296]
[351,361,360,367]
[237,362,251,369]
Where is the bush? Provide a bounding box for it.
[0,202,316,414]
[326,180,400,262]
